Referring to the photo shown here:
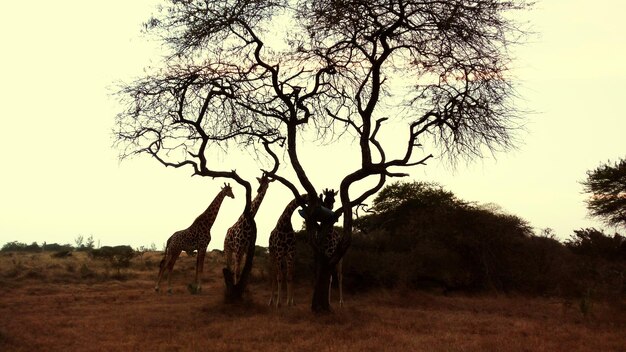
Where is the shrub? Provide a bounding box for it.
[51,250,72,258]
[90,245,135,267]
[1,241,41,252]
[79,264,96,279]
[43,243,74,252]
[90,246,136,278]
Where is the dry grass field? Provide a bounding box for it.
[0,251,625,352]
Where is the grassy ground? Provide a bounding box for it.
[0,251,624,351]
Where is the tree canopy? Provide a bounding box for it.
[369,181,461,214]
[582,157,626,228]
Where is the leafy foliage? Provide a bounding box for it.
[369,181,461,214]
[582,157,626,227]
[567,228,626,262]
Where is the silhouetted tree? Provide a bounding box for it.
[567,228,626,261]
[582,157,626,228]
[115,0,530,312]
[370,181,461,214]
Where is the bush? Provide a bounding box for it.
[565,228,626,297]
[43,243,74,252]
[90,246,136,274]
[567,228,626,261]
[1,241,41,252]
[90,246,135,265]
[51,250,72,258]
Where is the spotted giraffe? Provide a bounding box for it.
[224,175,272,284]
[320,188,344,307]
[155,183,234,294]
[268,195,307,307]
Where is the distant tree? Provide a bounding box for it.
[370,181,461,214]
[2,241,24,252]
[1,241,41,252]
[74,235,84,249]
[85,235,95,250]
[116,0,530,311]
[136,245,148,261]
[90,246,136,270]
[43,243,74,252]
[25,242,41,252]
[566,228,626,261]
[582,157,626,228]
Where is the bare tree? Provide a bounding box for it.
[115,0,529,312]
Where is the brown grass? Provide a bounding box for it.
[0,251,624,352]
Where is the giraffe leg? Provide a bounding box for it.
[328,274,333,304]
[286,255,295,306]
[224,247,232,274]
[234,251,244,285]
[268,254,277,306]
[337,259,344,307]
[166,250,181,295]
[155,253,170,292]
[275,258,284,307]
[194,249,206,293]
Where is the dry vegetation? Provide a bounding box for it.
[0,251,625,352]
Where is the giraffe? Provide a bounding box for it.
[320,188,344,307]
[268,195,307,307]
[224,174,272,285]
[155,183,234,294]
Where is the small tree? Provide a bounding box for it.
[74,235,84,249]
[370,181,461,214]
[85,235,95,250]
[582,158,626,228]
[116,0,530,312]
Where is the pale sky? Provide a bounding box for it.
[0,1,625,250]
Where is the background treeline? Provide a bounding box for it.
[285,182,625,298]
[1,241,74,253]
[1,238,137,267]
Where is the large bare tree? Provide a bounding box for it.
[115,0,530,312]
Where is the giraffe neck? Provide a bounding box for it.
[193,189,228,229]
[249,185,268,218]
[277,198,300,226]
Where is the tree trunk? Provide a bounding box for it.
[223,225,257,303]
[310,220,350,313]
[311,253,333,313]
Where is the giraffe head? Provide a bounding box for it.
[320,188,338,210]
[256,173,273,193]
[222,182,235,199]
